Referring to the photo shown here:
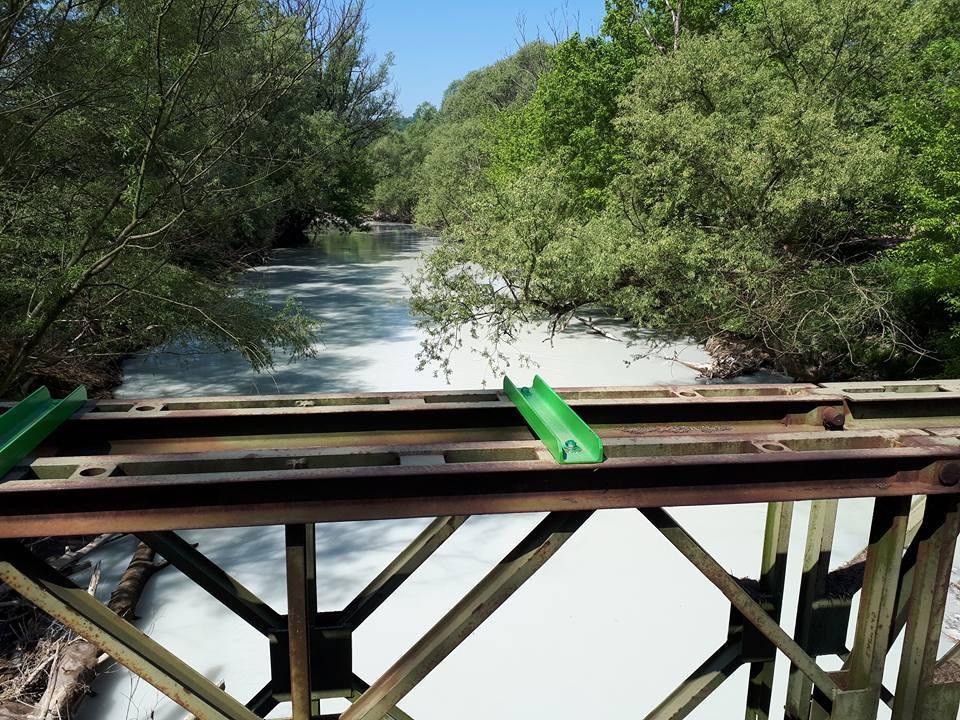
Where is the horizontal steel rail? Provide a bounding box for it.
[3,383,960,719]
[2,382,960,537]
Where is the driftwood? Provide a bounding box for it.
[49,534,124,573]
[0,536,120,608]
[0,542,166,719]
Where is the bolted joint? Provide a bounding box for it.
[270,622,353,700]
[940,463,960,487]
[821,407,846,431]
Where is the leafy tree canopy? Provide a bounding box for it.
[0,0,394,396]
[382,0,960,382]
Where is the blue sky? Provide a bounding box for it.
[364,1,607,115]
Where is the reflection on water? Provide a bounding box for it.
[309,226,427,263]
[119,223,714,398]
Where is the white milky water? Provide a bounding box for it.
[76,224,957,720]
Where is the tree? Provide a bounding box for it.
[0,0,393,396]
[368,103,438,221]
[886,29,960,372]
[409,0,938,381]
[407,43,551,230]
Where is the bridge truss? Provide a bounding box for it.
[3,380,960,719]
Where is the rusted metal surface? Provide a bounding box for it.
[285,524,318,719]
[890,495,960,719]
[4,383,960,719]
[745,501,794,720]
[842,497,912,715]
[3,383,960,537]
[0,446,957,538]
[785,500,839,719]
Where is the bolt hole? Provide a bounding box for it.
[79,467,108,477]
[677,390,700,398]
[134,405,158,412]
[760,443,786,452]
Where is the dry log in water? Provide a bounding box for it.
[0,542,165,719]
[49,534,124,574]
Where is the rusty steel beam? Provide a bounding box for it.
[846,497,912,709]
[640,508,841,701]
[285,524,317,720]
[745,501,794,720]
[341,515,468,629]
[39,388,843,452]
[349,675,416,720]
[644,640,744,720]
[245,681,278,717]
[892,495,960,719]
[4,384,960,720]
[2,441,959,538]
[138,530,284,636]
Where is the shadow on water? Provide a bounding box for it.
[119,224,434,397]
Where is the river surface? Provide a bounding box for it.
[78,224,950,720]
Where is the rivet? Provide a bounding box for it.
[822,407,845,431]
[939,463,960,487]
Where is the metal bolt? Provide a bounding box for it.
[940,463,960,487]
[822,407,845,431]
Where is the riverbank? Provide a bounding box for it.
[15,217,800,398]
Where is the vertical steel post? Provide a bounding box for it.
[286,524,318,720]
[892,494,960,719]
[786,499,838,719]
[844,496,911,714]
[745,501,793,720]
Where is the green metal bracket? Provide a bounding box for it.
[0,385,87,478]
[503,375,603,464]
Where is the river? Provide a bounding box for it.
[77,224,943,720]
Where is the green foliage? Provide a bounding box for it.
[489,33,635,211]
[371,43,553,229]
[886,34,960,372]
[368,103,439,221]
[404,0,960,381]
[0,0,394,396]
[438,42,550,122]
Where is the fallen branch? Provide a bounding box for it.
[574,316,624,342]
[0,542,165,719]
[49,534,125,573]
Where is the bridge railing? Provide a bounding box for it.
[2,381,960,719]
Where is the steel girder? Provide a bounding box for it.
[4,383,960,718]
